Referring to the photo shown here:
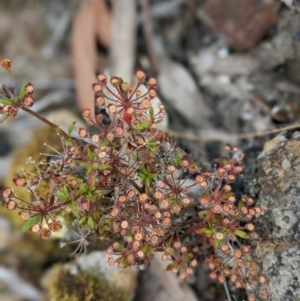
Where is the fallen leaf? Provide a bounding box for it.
[0,59,11,72]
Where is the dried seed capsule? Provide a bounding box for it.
[98,74,107,84]
[40,228,51,239]
[136,70,145,81]
[13,178,27,187]
[49,221,62,232]
[25,82,34,94]
[148,77,156,86]
[30,223,41,233]
[6,199,17,210]
[92,83,102,93]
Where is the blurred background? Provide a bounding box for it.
[0,0,300,300]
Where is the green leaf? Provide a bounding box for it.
[19,84,26,100]
[63,186,69,197]
[137,173,146,179]
[145,178,150,187]
[79,216,87,224]
[22,214,41,232]
[0,99,11,105]
[149,106,154,117]
[214,238,221,248]
[87,216,94,228]
[135,121,151,130]
[98,163,107,171]
[0,113,8,123]
[87,148,94,160]
[166,262,178,271]
[235,229,247,238]
[57,190,67,200]
[68,121,76,136]
[204,229,213,237]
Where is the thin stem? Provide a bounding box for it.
[224,280,233,301]
[21,106,69,139]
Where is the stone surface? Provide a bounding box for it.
[254,136,300,301]
[199,0,280,51]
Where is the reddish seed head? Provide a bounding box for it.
[13,178,26,187]
[24,96,34,107]
[92,135,99,143]
[118,195,127,203]
[8,107,18,117]
[127,190,135,198]
[135,232,143,241]
[254,206,262,214]
[110,77,121,87]
[98,74,107,84]
[136,70,145,81]
[49,221,62,232]
[92,83,102,93]
[110,208,119,217]
[224,184,231,191]
[6,199,17,210]
[231,274,237,282]
[218,167,226,176]
[154,190,163,199]
[167,165,175,173]
[148,77,156,86]
[30,223,41,233]
[242,245,250,253]
[138,193,147,203]
[190,259,197,267]
[246,223,255,231]
[261,290,268,300]
[107,132,114,141]
[228,174,235,181]
[126,107,134,115]
[115,126,123,136]
[210,272,217,280]
[82,108,91,118]
[189,164,198,173]
[215,233,224,240]
[200,181,208,188]
[148,88,157,98]
[40,228,51,239]
[213,204,222,212]
[141,97,150,109]
[181,159,189,168]
[2,187,13,198]
[151,235,159,244]
[78,128,88,138]
[96,96,105,106]
[218,275,226,284]
[220,244,229,253]
[228,195,235,202]
[121,220,128,229]
[236,165,243,172]
[172,204,181,213]
[234,250,242,259]
[199,197,209,206]
[108,104,117,114]
[108,257,115,266]
[25,82,34,94]
[162,217,171,226]
[248,294,256,301]
[137,251,145,258]
[195,175,204,183]
[159,199,169,209]
[259,276,266,284]
[182,198,190,205]
[161,254,168,261]
[19,211,30,221]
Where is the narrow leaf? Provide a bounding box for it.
[22,214,41,232]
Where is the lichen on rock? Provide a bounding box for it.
[254,134,300,301]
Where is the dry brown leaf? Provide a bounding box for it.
[71,0,111,121]
[0,59,11,72]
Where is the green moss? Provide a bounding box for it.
[46,265,130,301]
